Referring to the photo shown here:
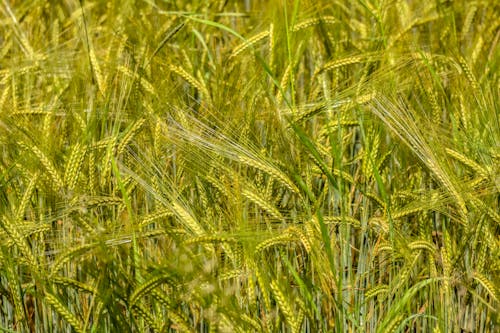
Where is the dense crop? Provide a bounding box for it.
[0,0,499,332]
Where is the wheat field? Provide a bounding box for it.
[0,0,499,332]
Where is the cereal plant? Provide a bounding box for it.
[0,0,498,332]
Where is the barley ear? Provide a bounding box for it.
[116,118,146,157]
[53,276,98,295]
[473,272,499,302]
[129,273,174,309]
[0,216,38,269]
[169,64,209,98]
[64,143,87,190]
[25,143,64,191]
[15,172,39,221]
[131,303,162,332]
[270,279,296,330]
[45,292,84,333]
[89,41,106,95]
[242,187,283,220]
[231,30,269,58]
